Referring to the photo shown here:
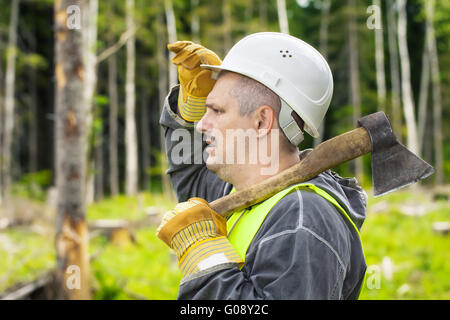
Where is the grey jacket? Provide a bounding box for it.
[160,85,367,300]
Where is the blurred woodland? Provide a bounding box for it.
[0,0,448,300]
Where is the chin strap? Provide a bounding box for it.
[279,99,304,146]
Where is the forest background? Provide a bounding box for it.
[0,0,448,300]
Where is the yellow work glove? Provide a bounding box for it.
[157,198,242,277]
[167,41,222,122]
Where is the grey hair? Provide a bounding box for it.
[220,71,281,116]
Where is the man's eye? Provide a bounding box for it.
[213,108,222,114]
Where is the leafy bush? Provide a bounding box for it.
[11,170,52,201]
[90,228,182,300]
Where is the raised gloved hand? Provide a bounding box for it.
[167,41,222,122]
[157,198,242,277]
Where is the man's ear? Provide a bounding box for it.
[254,105,274,138]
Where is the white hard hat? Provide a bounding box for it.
[201,32,333,145]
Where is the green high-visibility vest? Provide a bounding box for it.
[226,183,362,262]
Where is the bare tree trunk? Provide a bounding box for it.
[125,0,138,196]
[165,0,178,88]
[83,0,98,205]
[54,0,91,300]
[140,86,150,191]
[94,130,104,201]
[373,0,387,112]
[315,0,331,146]
[105,0,119,196]
[2,0,20,209]
[27,32,38,173]
[277,0,289,34]
[397,0,419,155]
[191,0,200,44]
[245,0,254,23]
[259,0,268,29]
[107,43,119,196]
[348,0,363,182]
[426,0,443,185]
[23,29,39,174]
[223,0,232,54]
[93,47,103,202]
[157,10,175,199]
[156,10,167,145]
[423,103,433,164]
[417,41,430,154]
[387,0,402,141]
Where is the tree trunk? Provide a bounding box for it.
[373,0,387,112]
[315,0,331,146]
[107,39,119,196]
[223,0,232,54]
[157,9,175,200]
[54,0,91,300]
[386,0,402,141]
[277,0,289,34]
[165,0,178,88]
[348,0,363,182]
[94,129,104,201]
[417,40,430,155]
[27,31,38,173]
[125,0,138,196]
[397,0,419,155]
[259,0,268,29]
[245,0,254,24]
[191,0,200,44]
[107,4,119,196]
[423,102,433,165]
[140,84,150,191]
[426,0,443,185]
[2,0,20,209]
[83,0,98,205]
[23,29,39,174]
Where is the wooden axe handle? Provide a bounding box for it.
[210,126,371,217]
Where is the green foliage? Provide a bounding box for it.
[88,191,180,299]
[87,192,174,221]
[11,170,52,201]
[0,229,55,293]
[18,52,48,70]
[95,94,110,108]
[90,228,182,300]
[359,190,450,299]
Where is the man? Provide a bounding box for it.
[157,32,367,299]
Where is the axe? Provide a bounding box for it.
[210,112,434,217]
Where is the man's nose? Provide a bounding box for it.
[196,112,209,134]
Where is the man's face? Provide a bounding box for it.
[196,72,255,181]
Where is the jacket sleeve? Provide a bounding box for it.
[159,85,232,202]
[177,190,349,300]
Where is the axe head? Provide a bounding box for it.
[358,112,434,197]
